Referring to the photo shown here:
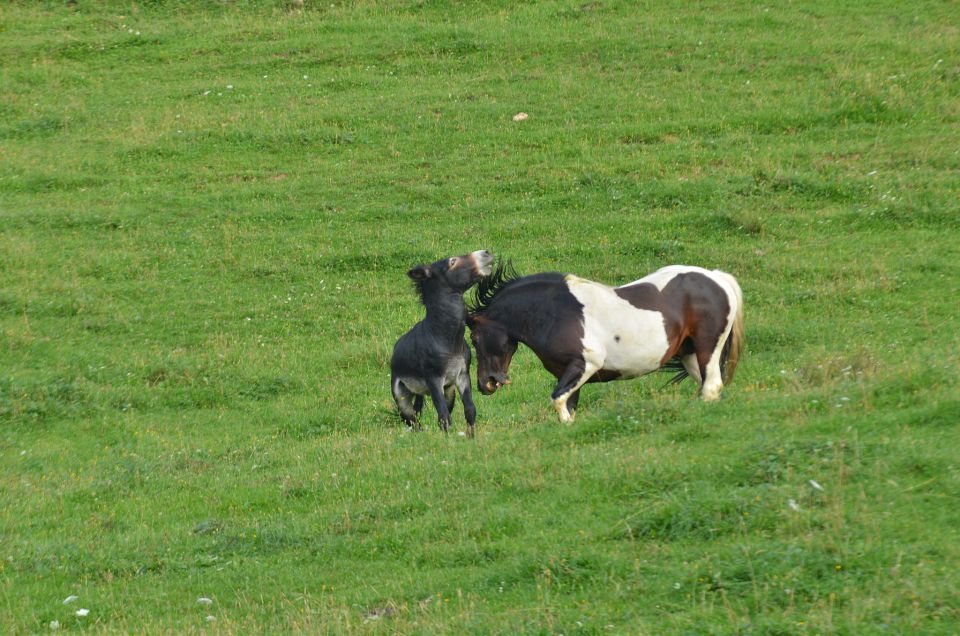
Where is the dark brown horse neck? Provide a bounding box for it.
[476,272,586,355]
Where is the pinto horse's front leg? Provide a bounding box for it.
[551,359,599,423]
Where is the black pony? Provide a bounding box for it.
[391,250,494,436]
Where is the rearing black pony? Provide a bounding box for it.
[466,263,744,422]
[391,250,494,437]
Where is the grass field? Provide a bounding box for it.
[2,1,959,633]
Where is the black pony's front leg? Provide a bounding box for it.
[426,378,452,432]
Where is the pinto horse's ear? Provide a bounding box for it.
[407,265,432,281]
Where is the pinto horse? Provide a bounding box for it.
[466,264,744,422]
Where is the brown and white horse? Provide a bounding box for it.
[466,264,744,423]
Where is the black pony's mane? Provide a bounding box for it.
[468,260,522,314]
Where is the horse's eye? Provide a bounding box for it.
[448,257,458,269]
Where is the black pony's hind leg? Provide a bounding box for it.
[392,379,422,430]
[456,366,477,439]
[444,385,457,417]
[427,378,452,432]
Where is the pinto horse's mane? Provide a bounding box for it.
[468,260,522,314]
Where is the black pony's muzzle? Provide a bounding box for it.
[471,250,495,277]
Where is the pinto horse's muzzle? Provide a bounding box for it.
[479,373,511,395]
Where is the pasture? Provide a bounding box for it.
[1,1,958,633]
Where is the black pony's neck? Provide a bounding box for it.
[417,280,467,336]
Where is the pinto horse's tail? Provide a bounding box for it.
[661,358,688,386]
[717,271,744,385]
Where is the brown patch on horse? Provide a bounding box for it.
[615,272,731,367]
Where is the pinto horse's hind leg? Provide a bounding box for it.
[694,325,732,402]
[681,353,702,387]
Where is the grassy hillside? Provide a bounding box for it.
[1,1,958,633]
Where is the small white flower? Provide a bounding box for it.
[788,499,801,512]
[206,615,217,622]
[76,608,90,617]
[226,84,233,89]
[197,597,214,606]
[50,620,60,630]
[809,479,824,491]
[457,431,466,437]
[303,75,309,79]
[63,595,78,605]
[512,112,529,122]
[203,90,211,96]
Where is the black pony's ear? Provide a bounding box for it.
[407,265,432,280]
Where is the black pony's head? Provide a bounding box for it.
[407,250,495,299]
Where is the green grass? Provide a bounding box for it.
[2,0,959,633]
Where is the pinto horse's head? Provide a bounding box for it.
[466,313,517,395]
[407,250,495,293]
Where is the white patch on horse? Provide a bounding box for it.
[564,275,670,378]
